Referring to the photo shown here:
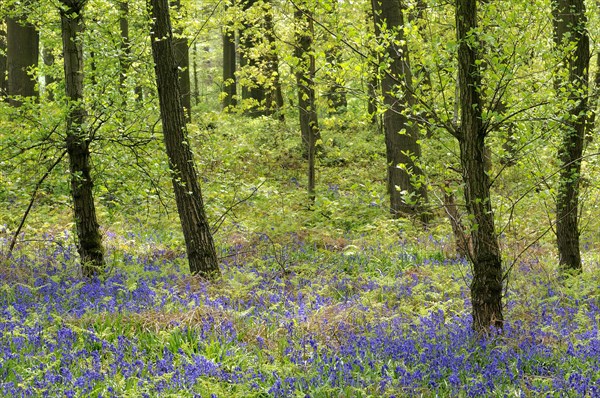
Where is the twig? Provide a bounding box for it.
[211,180,266,234]
[7,150,67,255]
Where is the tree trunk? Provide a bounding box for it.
[584,53,600,143]
[294,5,319,202]
[325,47,347,114]
[263,6,284,119]
[367,60,379,125]
[173,37,191,122]
[42,47,55,100]
[367,9,380,126]
[172,0,192,123]
[119,1,130,100]
[192,42,200,106]
[6,13,39,106]
[456,0,503,333]
[238,0,251,103]
[239,0,263,112]
[239,0,283,117]
[323,0,346,114]
[0,22,7,97]
[552,0,589,274]
[222,9,237,110]
[148,0,220,278]
[60,0,105,278]
[371,0,428,222]
[443,181,471,259]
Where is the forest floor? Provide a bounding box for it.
[2,115,600,397]
[1,226,600,397]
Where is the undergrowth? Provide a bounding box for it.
[1,230,600,397]
[2,113,600,397]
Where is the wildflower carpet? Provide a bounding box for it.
[1,232,599,397]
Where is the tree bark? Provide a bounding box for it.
[118,1,130,100]
[0,22,7,96]
[222,7,237,110]
[192,42,200,106]
[263,6,284,119]
[443,181,471,259]
[42,47,55,100]
[456,0,503,333]
[367,9,380,126]
[173,38,191,121]
[59,0,105,278]
[584,53,600,143]
[552,0,589,274]
[294,5,319,202]
[148,0,220,278]
[367,58,379,125]
[6,12,39,106]
[371,0,428,222]
[172,0,192,122]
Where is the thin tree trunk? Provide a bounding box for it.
[552,0,589,274]
[192,42,200,106]
[367,9,380,126]
[367,60,379,125]
[148,0,220,278]
[0,22,7,97]
[263,5,284,119]
[89,17,97,87]
[294,5,319,202]
[238,0,250,103]
[443,182,471,259]
[90,50,97,86]
[6,13,39,106]
[456,0,503,333]
[122,1,143,104]
[322,0,346,114]
[584,53,600,143]
[59,0,105,278]
[222,8,237,110]
[371,0,428,222]
[119,0,131,101]
[42,47,55,100]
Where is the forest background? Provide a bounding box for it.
[1,0,600,396]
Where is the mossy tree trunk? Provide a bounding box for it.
[222,1,237,110]
[456,0,503,333]
[552,0,589,274]
[294,3,319,202]
[371,0,428,222]
[0,22,6,97]
[59,0,105,278]
[148,0,220,278]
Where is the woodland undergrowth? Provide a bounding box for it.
[1,114,600,397]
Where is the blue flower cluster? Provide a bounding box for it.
[1,234,599,397]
